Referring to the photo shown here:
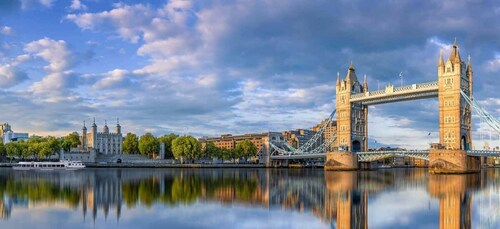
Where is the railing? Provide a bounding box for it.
[369,90,385,96]
[394,85,413,92]
[416,81,438,89]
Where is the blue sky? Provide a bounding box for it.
[0,0,499,149]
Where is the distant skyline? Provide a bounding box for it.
[0,0,499,149]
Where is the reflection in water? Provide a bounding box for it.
[0,168,498,228]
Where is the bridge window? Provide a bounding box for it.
[447,67,451,73]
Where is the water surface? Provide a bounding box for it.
[0,167,499,228]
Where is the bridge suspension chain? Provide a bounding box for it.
[270,133,337,156]
[293,109,337,153]
[461,90,500,134]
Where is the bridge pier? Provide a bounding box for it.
[324,152,358,171]
[429,149,480,174]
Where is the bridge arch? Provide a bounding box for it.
[461,135,467,150]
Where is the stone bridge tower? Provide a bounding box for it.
[335,63,368,152]
[431,40,478,173]
[326,64,367,170]
[438,40,473,151]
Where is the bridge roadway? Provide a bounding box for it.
[350,81,438,105]
[270,150,500,161]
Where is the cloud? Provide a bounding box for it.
[0,26,13,35]
[0,64,28,88]
[92,69,133,90]
[69,0,86,11]
[24,38,74,72]
[485,56,500,72]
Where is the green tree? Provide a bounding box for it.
[5,142,20,159]
[171,136,201,163]
[62,132,80,151]
[204,142,222,159]
[157,133,178,158]
[47,137,61,156]
[0,142,6,159]
[18,140,30,159]
[139,133,159,158]
[122,132,139,154]
[234,140,258,162]
[38,142,54,158]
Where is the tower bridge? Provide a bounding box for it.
[269,40,500,173]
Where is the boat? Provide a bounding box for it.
[12,160,85,171]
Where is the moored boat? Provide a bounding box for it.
[12,160,85,170]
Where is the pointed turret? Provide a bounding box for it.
[82,120,87,131]
[466,55,473,74]
[363,74,368,92]
[467,55,473,95]
[103,120,109,134]
[345,62,358,84]
[448,38,461,63]
[336,72,340,85]
[116,118,121,134]
[438,50,444,66]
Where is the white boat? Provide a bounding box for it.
[12,160,85,171]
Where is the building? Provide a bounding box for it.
[81,119,122,155]
[0,123,29,143]
[200,133,268,152]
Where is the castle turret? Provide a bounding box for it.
[103,120,109,134]
[467,55,473,96]
[438,50,445,74]
[363,74,368,92]
[91,117,97,148]
[116,118,121,134]
[82,120,87,149]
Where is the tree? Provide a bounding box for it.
[0,142,6,159]
[123,132,139,154]
[204,142,222,159]
[158,133,178,158]
[171,136,201,163]
[47,137,61,156]
[139,133,159,158]
[5,142,20,159]
[234,140,258,162]
[38,142,55,158]
[62,132,80,151]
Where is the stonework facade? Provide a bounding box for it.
[437,40,473,150]
[336,64,368,152]
[81,119,123,155]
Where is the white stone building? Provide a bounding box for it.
[81,119,122,155]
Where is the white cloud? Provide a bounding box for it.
[0,64,28,88]
[485,57,500,72]
[24,38,74,72]
[92,69,132,90]
[0,26,13,35]
[70,0,86,11]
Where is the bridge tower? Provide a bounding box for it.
[325,64,367,170]
[431,40,479,173]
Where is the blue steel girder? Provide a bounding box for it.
[357,151,429,162]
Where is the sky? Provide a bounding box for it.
[0,0,499,149]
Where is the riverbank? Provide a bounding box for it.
[0,162,268,168]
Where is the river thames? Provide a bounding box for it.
[0,167,499,229]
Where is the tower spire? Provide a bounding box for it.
[363,74,368,92]
[438,50,444,66]
[448,38,461,63]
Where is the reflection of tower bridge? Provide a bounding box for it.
[269,40,500,173]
